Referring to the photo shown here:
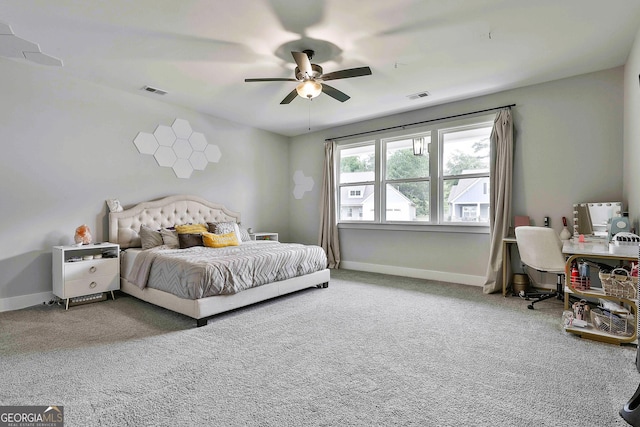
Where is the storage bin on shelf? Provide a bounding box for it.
[590,308,634,336]
[598,268,638,299]
[570,261,591,290]
[570,276,591,291]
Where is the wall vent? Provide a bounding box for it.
[142,85,167,95]
[407,91,430,100]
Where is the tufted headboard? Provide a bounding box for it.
[109,194,241,249]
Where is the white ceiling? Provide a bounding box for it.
[2,0,640,137]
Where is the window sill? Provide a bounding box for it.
[337,222,490,234]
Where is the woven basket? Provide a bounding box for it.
[590,308,634,336]
[598,268,638,299]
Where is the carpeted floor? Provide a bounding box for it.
[1,269,638,426]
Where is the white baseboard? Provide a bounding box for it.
[0,264,486,312]
[0,291,55,312]
[339,261,485,287]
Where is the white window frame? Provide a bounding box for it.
[336,114,494,234]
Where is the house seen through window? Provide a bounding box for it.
[337,114,494,226]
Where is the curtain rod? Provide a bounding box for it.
[324,103,515,142]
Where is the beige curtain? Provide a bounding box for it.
[483,108,514,294]
[318,140,341,268]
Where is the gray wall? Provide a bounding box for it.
[0,57,290,308]
[289,67,624,285]
[0,53,629,309]
[624,28,640,229]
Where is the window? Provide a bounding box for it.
[338,144,376,221]
[441,123,491,223]
[384,136,430,222]
[337,114,494,228]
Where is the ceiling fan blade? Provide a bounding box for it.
[292,51,313,75]
[321,83,350,102]
[321,66,372,81]
[245,78,298,82]
[280,89,298,104]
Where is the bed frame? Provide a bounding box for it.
[108,194,330,327]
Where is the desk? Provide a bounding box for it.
[502,236,517,297]
[562,240,638,345]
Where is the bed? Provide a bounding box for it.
[108,194,330,326]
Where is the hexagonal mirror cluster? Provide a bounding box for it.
[133,118,221,178]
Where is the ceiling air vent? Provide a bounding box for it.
[142,85,167,95]
[407,91,429,100]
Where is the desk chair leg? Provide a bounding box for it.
[521,274,564,310]
[525,292,557,310]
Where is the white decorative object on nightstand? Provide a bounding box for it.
[249,232,279,242]
[52,243,120,310]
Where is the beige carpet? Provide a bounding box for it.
[1,269,638,426]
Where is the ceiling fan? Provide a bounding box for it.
[245,49,372,104]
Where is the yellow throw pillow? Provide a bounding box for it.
[175,223,208,234]
[202,231,240,248]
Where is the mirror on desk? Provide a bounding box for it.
[573,202,622,237]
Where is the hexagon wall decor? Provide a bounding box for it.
[133,118,221,179]
[293,170,314,199]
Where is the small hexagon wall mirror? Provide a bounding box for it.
[133,118,222,179]
[154,146,177,167]
[204,144,221,163]
[173,139,192,159]
[134,132,158,155]
[154,125,176,147]
[190,152,209,171]
[172,119,193,139]
[173,159,193,179]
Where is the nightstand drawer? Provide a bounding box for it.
[53,243,121,309]
[63,275,119,299]
[64,259,118,281]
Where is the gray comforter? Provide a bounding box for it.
[127,241,327,299]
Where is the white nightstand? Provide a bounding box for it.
[52,243,120,310]
[249,232,279,242]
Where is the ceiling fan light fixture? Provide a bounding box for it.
[296,80,322,99]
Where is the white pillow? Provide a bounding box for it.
[212,222,242,243]
[106,198,123,212]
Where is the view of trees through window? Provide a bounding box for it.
[337,116,493,225]
[442,125,491,222]
[385,139,429,221]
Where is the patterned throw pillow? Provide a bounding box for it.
[209,221,242,242]
[213,221,235,235]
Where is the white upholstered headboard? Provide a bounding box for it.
[109,194,241,249]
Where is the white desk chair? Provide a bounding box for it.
[514,226,566,309]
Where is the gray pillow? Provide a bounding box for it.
[238,227,251,242]
[160,228,179,249]
[140,225,163,250]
